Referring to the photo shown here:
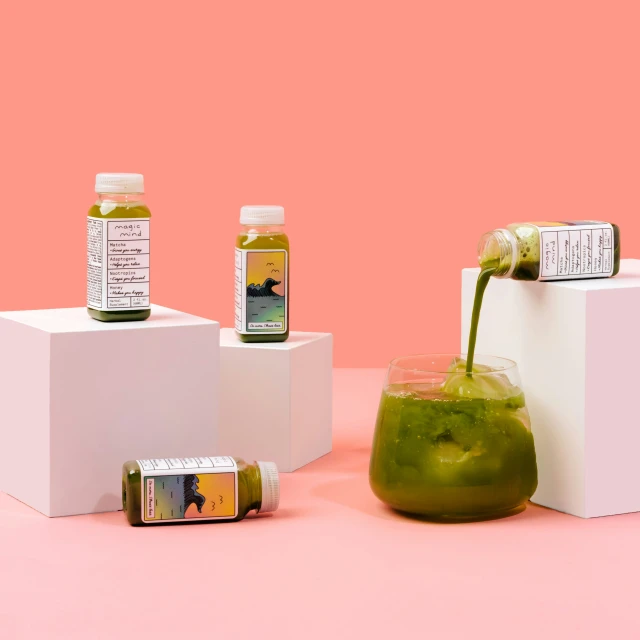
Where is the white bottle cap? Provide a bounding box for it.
[95,173,144,194]
[257,461,280,513]
[240,205,284,226]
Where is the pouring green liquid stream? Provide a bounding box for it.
[465,266,496,374]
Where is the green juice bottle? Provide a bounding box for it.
[87,173,151,322]
[235,205,289,342]
[478,221,621,281]
[122,457,280,525]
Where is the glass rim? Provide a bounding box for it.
[388,353,517,375]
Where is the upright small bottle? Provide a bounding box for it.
[87,173,151,322]
[235,205,289,342]
[478,221,621,281]
[122,456,280,525]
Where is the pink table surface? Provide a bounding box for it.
[1,369,638,639]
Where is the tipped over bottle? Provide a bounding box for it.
[122,456,280,525]
[478,221,620,281]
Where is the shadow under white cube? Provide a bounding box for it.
[0,305,219,517]
[461,259,640,518]
[219,329,333,472]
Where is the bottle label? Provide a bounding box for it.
[137,457,238,523]
[532,221,614,281]
[87,217,151,310]
[235,249,288,334]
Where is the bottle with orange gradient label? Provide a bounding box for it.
[122,457,279,525]
[235,205,289,342]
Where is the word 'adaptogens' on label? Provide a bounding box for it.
[536,221,614,281]
[87,217,150,310]
[138,457,238,523]
[235,249,288,334]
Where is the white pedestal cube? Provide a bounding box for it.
[219,329,333,472]
[0,305,219,517]
[461,259,640,518]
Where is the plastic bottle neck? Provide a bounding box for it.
[96,192,145,205]
[477,229,519,278]
[241,224,286,235]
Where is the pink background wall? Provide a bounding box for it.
[1,2,639,366]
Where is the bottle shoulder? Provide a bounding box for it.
[88,203,152,219]
[506,223,539,242]
[236,232,289,251]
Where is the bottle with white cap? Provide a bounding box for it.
[122,456,280,525]
[87,173,151,322]
[235,205,289,342]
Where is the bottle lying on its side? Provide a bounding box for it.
[122,456,279,525]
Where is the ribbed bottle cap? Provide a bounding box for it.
[95,173,144,194]
[240,205,284,226]
[257,461,280,513]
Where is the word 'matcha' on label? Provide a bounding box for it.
[87,217,150,310]
[137,457,238,523]
[235,248,288,334]
[536,222,614,281]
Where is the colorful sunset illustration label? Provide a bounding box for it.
[235,249,287,334]
[139,458,238,522]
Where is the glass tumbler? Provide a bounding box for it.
[369,354,538,521]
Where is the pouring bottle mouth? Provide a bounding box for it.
[477,229,518,278]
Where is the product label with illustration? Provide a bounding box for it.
[235,249,288,333]
[138,457,238,523]
[87,217,150,310]
[533,221,614,281]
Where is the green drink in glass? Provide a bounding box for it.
[370,355,537,521]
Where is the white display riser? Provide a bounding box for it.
[0,305,219,517]
[219,329,333,472]
[461,258,640,518]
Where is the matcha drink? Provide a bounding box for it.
[122,457,280,525]
[235,206,289,342]
[87,173,151,322]
[370,357,537,520]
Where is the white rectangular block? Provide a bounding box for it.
[0,305,219,517]
[462,259,640,518]
[219,329,332,472]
